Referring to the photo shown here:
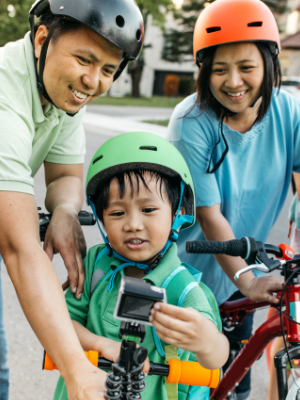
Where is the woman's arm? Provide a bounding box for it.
[197,204,283,303]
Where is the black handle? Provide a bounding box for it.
[78,210,96,226]
[186,239,248,258]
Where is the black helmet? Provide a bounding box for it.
[29,0,144,113]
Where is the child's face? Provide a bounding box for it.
[103,172,173,264]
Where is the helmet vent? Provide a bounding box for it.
[139,146,157,151]
[248,22,263,27]
[136,29,142,42]
[93,155,103,165]
[116,15,125,28]
[206,27,221,34]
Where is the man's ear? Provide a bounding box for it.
[34,25,49,59]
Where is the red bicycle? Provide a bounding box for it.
[186,238,300,400]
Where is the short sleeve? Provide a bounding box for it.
[0,97,34,194]
[167,99,221,207]
[45,108,86,164]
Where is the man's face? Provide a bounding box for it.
[35,24,123,113]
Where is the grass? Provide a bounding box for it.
[142,119,170,127]
[92,95,183,108]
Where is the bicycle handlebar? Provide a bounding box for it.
[39,210,96,242]
[43,350,220,388]
[186,239,248,258]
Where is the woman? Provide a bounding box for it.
[0,0,143,399]
[167,0,299,398]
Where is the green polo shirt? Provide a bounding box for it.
[0,32,85,195]
[53,243,216,400]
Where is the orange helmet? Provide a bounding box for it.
[193,0,281,66]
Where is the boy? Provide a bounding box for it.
[53,132,229,400]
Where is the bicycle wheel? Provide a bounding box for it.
[285,377,300,399]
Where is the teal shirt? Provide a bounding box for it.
[53,243,216,400]
[0,32,85,195]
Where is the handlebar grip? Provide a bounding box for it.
[167,359,220,388]
[186,239,248,258]
[78,211,96,226]
[43,350,98,370]
[43,351,219,388]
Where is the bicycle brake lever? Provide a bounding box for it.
[234,264,269,281]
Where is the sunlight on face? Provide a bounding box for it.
[209,42,264,114]
[35,24,123,113]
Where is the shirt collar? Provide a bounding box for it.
[143,243,181,287]
[107,243,180,286]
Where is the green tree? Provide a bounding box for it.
[0,0,33,47]
[162,0,288,63]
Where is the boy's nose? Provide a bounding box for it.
[124,216,144,232]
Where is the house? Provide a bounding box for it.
[109,0,300,98]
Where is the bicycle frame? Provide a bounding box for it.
[211,297,288,400]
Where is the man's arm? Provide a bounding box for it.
[44,162,86,298]
[196,204,283,303]
[0,191,106,399]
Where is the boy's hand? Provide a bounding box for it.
[241,275,283,304]
[149,303,211,354]
[97,338,150,374]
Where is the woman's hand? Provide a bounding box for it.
[44,206,87,299]
[241,275,284,304]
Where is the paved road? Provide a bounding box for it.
[1,106,293,399]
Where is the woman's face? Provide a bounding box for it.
[35,24,123,113]
[209,42,264,114]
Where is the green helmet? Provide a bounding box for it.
[86,132,195,229]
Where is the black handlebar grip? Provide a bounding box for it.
[78,211,96,226]
[186,239,248,258]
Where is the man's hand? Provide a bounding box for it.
[64,363,107,400]
[44,206,86,299]
[241,275,284,304]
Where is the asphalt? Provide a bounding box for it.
[1,105,293,399]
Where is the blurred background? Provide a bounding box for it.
[1,0,300,103]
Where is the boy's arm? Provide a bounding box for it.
[150,303,229,370]
[71,321,150,373]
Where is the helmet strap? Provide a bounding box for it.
[29,14,78,117]
[87,181,193,287]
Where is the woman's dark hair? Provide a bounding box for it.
[93,170,188,224]
[34,7,83,43]
[194,42,281,122]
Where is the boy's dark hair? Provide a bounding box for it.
[93,170,188,224]
[34,7,83,43]
[193,42,281,122]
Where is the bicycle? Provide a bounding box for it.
[186,238,300,400]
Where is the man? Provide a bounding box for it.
[0,0,143,398]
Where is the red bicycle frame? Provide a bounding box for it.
[210,290,299,400]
